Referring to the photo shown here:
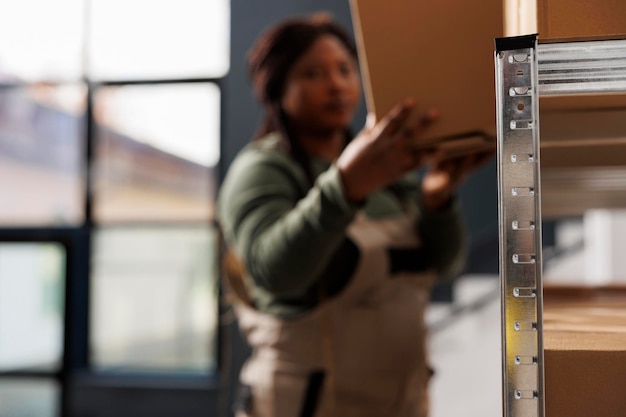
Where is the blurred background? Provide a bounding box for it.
[2,0,617,416]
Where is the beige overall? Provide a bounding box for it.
[233,212,436,417]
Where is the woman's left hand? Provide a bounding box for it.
[421,149,495,212]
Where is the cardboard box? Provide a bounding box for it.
[505,0,626,40]
[350,0,502,147]
[543,285,626,417]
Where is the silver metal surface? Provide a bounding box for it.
[542,167,626,217]
[537,38,626,95]
[496,40,545,417]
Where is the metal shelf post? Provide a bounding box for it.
[495,34,626,417]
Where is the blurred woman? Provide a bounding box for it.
[218,13,489,417]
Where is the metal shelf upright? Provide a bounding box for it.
[495,34,626,417]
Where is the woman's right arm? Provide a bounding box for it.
[218,149,360,299]
[220,100,440,299]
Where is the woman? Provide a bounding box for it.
[219,14,489,417]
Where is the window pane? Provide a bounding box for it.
[93,83,219,223]
[91,226,218,373]
[88,0,230,80]
[0,85,85,226]
[0,0,83,81]
[0,378,59,417]
[0,244,65,372]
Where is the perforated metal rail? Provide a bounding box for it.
[495,34,626,417]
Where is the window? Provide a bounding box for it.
[0,243,65,372]
[92,83,220,223]
[0,85,85,226]
[0,378,59,417]
[0,0,229,415]
[88,0,229,80]
[0,0,84,82]
[91,226,218,373]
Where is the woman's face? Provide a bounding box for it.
[281,34,361,135]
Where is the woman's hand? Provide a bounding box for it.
[336,99,438,203]
[421,149,495,212]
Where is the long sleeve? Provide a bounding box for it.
[218,144,359,300]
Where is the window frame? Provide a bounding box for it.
[0,42,228,417]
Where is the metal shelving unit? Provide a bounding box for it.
[495,34,626,417]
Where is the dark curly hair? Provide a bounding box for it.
[247,13,358,183]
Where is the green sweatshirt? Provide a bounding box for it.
[218,133,468,317]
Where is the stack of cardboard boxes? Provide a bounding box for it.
[510,2,626,415]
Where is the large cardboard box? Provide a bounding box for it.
[543,285,626,417]
[350,0,502,148]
